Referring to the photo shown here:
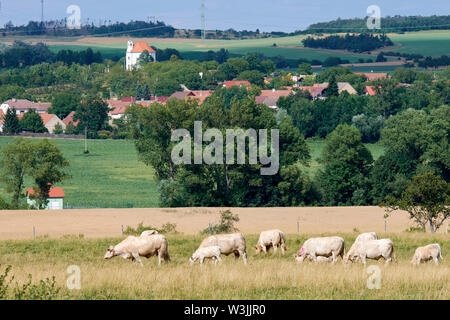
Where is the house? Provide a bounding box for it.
[17,112,66,133]
[39,113,66,133]
[337,82,357,95]
[169,90,213,105]
[26,186,65,210]
[363,86,377,96]
[63,111,80,127]
[126,41,156,71]
[0,99,51,115]
[222,81,251,88]
[354,72,390,82]
[255,89,293,110]
[298,83,328,100]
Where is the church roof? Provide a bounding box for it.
[130,42,156,53]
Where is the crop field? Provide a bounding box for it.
[0,232,448,300]
[0,137,384,208]
[388,31,450,56]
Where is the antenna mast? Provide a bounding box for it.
[201,0,206,40]
[41,0,44,22]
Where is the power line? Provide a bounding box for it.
[201,0,206,40]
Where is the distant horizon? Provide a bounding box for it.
[1,0,449,32]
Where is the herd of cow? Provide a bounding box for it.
[103,229,444,266]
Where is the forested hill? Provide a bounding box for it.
[304,15,450,33]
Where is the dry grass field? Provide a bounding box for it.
[0,207,448,300]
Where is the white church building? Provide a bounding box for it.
[126,41,156,70]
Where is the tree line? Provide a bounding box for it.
[302,33,393,53]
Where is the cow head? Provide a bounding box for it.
[189,256,198,265]
[281,243,287,251]
[104,246,116,259]
[254,244,263,254]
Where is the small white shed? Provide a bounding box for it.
[26,187,65,210]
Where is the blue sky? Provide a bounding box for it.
[1,0,449,32]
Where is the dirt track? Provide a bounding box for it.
[0,206,421,240]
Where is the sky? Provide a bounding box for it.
[1,0,449,32]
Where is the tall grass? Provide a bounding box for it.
[0,232,447,299]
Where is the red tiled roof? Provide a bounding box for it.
[259,90,293,98]
[130,42,156,53]
[39,113,56,125]
[364,86,377,96]
[63,111,80,126]
[2,99,51,112]
[223,81,251,88]
[354,73,389,81]
[0,110,4,119]
[121,97,136,102]
[169,91,213,104]
[26,187,65,198]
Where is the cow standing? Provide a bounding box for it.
[294,236,345,264]
[254,229,287,255]
[199,233,247,264]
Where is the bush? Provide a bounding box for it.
[124,222,178,235]
[201,210,240,234]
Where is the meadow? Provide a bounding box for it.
[0,232,448,299]
[0,137,385,209]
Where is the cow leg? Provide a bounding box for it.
[200,257,204,265]
[360,255,366,265]
[273,244,277,255]
[281,245,285,255]
[132,252,143,267]
[262,245,267,254]
[310,252,317,262]
[216,255,222,265]
[234,251,240,261]
[241,251,248,264]
[433,257,439,265]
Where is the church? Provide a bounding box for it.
[126,40,156,70]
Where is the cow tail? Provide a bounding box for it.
[162,241,170,262]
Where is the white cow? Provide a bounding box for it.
[189,246,222,265]
[295,254,333,263]
[140,230,159,237]
[199,233,247,264]
[347,232,378,262]
[294,236,345,263]
[411,244,443,265]
[355,232,378,242]
[104,234,170,266]
[344,239,394,265]
[254,229,287,255]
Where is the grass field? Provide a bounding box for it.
[388,30,450,56]
[0,137,385,209]
[0,232,448,299]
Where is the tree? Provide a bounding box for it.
[28,139,70,209]
[49,92,81,119]
[2,108,21,134]
[318,124,373,205]
[53,123,63,134]
[0,138,35,208]
[136,82,143,101]
[383,172,450,233]
[137,50,154,65]
[143,84,151,101]
[297,63,312,75]
[74,96,110,138]
[19,109,48,133]
[326,75,339,97]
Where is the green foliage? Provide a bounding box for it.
[13,275,60,300]
[303,33,393,53]
[49,92,81,119]
[2,108,21,134]
[297,63,313,75]
[318,124,373,206]
[325,75,339,97]
[383,172,450,233]
[124,221,178,236]
[201,210,240,234]
[19,109,47,133]
[74,96,110,138]
[53,123,63,135]
[0,265,13,299]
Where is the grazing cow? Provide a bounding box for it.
[411,244,443,265]
[295,254,333,263]
[189,246,222,265]
[294,236,345,263]
[355,232,378,242]
[344,239,394,265]
[347,232,378,262]
[254,229,287,255]
[104,234,170,266]
[199,233,247,264]
[140,230,159,237]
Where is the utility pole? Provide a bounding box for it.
[201,0,206,40]
[41,0,44,23]
[84,127,89,154]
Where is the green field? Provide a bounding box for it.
[0,232,448,299]
[0,137,385,209]
[389,30,450,56]
[0,137,159,208]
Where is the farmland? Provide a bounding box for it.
[3,30,449,65]
[0,137,384,209]
[0,231,448,299]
